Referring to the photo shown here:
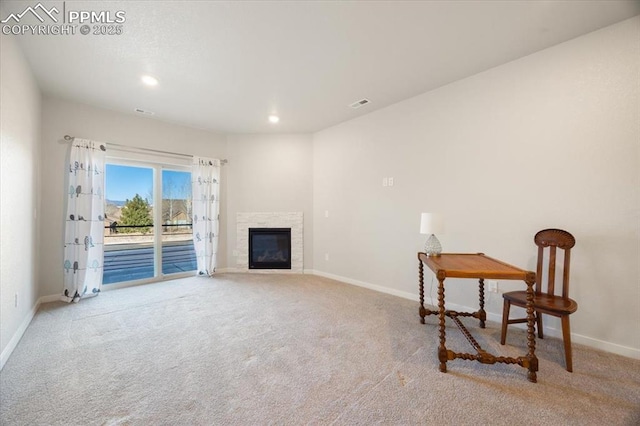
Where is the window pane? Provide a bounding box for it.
[103,164,154,284]
[161,169,196,274]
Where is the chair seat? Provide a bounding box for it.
[503,291,578,315]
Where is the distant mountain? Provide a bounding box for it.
[106,199,126,207]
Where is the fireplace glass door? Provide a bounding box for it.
[249,228,291,269]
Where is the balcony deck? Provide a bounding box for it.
[104,240,196,284]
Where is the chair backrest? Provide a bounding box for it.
[534,229,575,299]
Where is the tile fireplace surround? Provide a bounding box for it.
[236,212,303,272]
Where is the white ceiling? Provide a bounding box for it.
[5,1,640,134]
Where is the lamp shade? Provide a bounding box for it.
[420,213,443,235]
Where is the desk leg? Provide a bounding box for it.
[437,275,447,373]
[525,275,539,383]
[418,259,426,324]
[478,279,486,329]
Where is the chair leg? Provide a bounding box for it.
[500,300,510,345]
[536,311,544,339]
[561,315,573,372]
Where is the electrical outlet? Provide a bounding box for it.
[325,210,329,218]
[325,253,329,261]
[487,280,498,293]
[388,177,394,187]
[382,178,388,187]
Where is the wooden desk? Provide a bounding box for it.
[418,252,538,382]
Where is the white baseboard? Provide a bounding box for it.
[0,293,60,370]
[542,329,640,360]
[39,294,63,304]
[309,269,640,360]
[217,267,303,274]
[309,269,418,301]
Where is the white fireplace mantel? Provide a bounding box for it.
[236,212,303,273]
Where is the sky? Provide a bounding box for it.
[105,164,191,203]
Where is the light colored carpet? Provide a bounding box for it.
[1,273,639,425]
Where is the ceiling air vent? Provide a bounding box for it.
[134,108,155,116]
[349,98,370,109]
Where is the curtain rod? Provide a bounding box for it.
[64,135,228,164]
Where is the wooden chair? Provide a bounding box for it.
[500,229,578,372]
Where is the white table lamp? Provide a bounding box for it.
[420,213,443,256]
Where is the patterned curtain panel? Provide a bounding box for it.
[192,157,221,276]
[62,139,106,302]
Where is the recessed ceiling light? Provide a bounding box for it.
[268,115,280,124]
[141,75,159,86]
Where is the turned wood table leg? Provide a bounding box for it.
[419,257,426,324]
[525,273,538,383]
[478,278,486,329]
[437,273,447,373]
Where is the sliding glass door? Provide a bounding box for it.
[104,161,195,285]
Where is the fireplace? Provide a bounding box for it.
[249,228,291,269]
[237,212,303,272]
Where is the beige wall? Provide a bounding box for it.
[38,97,227,297]
[225,134,314,270]
[313,17,640,356]
[0,36,42,364]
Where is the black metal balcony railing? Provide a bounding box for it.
[103,223,196,284]
[106,223,193,233]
